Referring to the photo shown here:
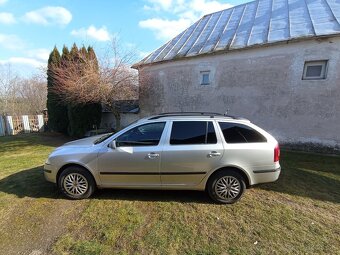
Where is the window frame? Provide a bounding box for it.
[200,71,211,85]
[115,122,166,147]
[218,121,267,144]
[302,60,328,80]
[169,120,218,146]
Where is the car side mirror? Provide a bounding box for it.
[108,140,117,149]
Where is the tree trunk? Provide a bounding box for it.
[112,109,121,131]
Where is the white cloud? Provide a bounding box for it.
[0,57,44,68]
[23,6,72,26]
[188,0,232,14]
[139,18,192,40]
[144,0,232,14]
[0,12,15,24]
[27,48,50,61]
[0,48,49,70]
[144,0,173,11]
[0,34,24,50]
[140,0,233,41]
[71,25,111,42]
[0,0,8,5]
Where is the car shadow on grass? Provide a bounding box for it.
[93,188,211,204]
[0,165,339,204]
[259,150,340,204]
[258,166,340,204]
[0,166,60,199]
[0,166,211,204]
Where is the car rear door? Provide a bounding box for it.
[218,121,275,173]
[160,120,224,186]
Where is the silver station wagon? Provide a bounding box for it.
[44,112,281,204]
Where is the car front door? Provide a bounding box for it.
[97,122,167,187]
[160,120,224,186]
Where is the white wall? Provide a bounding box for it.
[138,37,340,147]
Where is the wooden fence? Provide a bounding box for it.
[0,115,45,136]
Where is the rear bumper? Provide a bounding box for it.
[44,163,57,183]
[252,167,281,184]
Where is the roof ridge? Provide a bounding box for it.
[201,0,259,18]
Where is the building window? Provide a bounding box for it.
[200,71,210,85]
[302,60,328,80]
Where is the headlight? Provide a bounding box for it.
[45,157,51,165]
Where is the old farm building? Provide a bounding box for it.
[133,0,340,147]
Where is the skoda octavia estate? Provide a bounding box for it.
[44,112,281,204]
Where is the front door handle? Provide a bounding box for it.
[147,152,160,159]
[208,151,221,158]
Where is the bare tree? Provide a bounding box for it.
[18,75,47,114]
[50,40,139,130]
[0,64,47,115]
[0,64,21,115]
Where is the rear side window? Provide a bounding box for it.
[170,121,217,145]
[218,122,267,143]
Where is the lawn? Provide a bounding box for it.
[0,133,339,255]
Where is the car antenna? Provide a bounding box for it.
[224,108,229,116]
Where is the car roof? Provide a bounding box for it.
[138,112,250,123]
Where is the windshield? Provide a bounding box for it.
[93,133,114,144]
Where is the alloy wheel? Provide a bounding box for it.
[214,176,241,200]
[63,173,88,196]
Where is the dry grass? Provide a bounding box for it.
[0,133,339,255]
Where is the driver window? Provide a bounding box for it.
[116,122,166,147]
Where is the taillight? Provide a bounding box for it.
[274,144,280,162]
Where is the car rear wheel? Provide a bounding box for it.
[207,170,246,204]
[58,167,95,199]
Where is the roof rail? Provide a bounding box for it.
[148,112,239,120]
[159,112,224,116]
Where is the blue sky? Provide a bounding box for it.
[0,0,249,76]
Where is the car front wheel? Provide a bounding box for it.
[207,170,246,204]
[58,167,95,199]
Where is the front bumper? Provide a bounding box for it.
[44,163,57,183]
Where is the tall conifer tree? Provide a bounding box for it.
[61,45,71,67]
[47,46,69,133]
[66,44,102,137]
[87,46,98,68]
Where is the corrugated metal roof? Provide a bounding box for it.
[134,0,340,67]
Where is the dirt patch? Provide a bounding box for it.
[0,198,87,255]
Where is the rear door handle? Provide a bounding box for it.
[147,152,160,159]
[208,151,221,158]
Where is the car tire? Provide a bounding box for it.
[58,166,96,199]
[207,170,246,204]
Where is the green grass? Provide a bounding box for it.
[0,133,339,255]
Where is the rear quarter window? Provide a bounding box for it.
[218,122,267,143]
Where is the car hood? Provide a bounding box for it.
[62,135,105,147]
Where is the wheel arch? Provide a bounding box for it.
[205,166,251,189]
[56,163,98,187]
